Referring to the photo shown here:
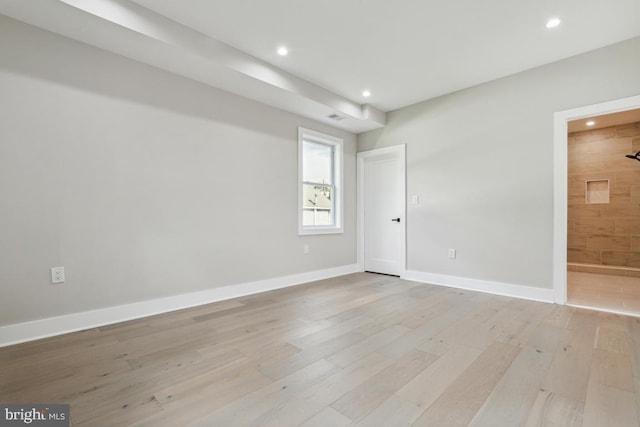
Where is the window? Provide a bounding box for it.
[298,127,343,235]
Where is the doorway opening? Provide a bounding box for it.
[566,109,640,316]
[554,94,640,316]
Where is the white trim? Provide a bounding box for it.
[403,270,555,303]
[553,94,640,305]
[357,151,365,271]
[357,144,407,275]
[298,127,344,235]
[0,264,359,348]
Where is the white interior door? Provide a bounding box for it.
[358,145,405,276]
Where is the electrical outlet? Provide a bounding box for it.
[412,195,420,205]
[303,244,310,255]
[448,249,456,259]
[51,267,65,284]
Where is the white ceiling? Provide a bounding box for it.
[130,0,640,111]
[1,0,639,133]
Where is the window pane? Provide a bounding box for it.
[302,183,334,226]
[303,140,333,184]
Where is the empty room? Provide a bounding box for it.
[1,1,639,426]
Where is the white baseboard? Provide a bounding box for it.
[0,264,359,348]
[402,270,555,304]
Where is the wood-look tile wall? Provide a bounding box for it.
[568,121,640,267]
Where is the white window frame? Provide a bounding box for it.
[298,127,343,235]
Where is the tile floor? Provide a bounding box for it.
[568,270,640,317]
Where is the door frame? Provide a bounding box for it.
[357,144,407,274]
[553,94,640,304]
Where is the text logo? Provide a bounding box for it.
[1,405,69,426]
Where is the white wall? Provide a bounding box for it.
[359,37,640,290]
[0,15,356,326]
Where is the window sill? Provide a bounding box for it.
[298,227,344,236]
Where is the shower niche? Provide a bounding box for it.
[585,179,609,204]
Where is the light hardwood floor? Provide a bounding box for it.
[568,271,640,317]
[1,273,639,426]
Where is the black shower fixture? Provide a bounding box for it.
[625,151,640,162]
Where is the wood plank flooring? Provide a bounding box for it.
[1,273,639,426]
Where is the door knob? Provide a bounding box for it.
[391,218,401,222]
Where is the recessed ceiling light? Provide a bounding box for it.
[277,46,288,56]
[362,90,371,97]
[586,120,596,126]
[546,17,561,29]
